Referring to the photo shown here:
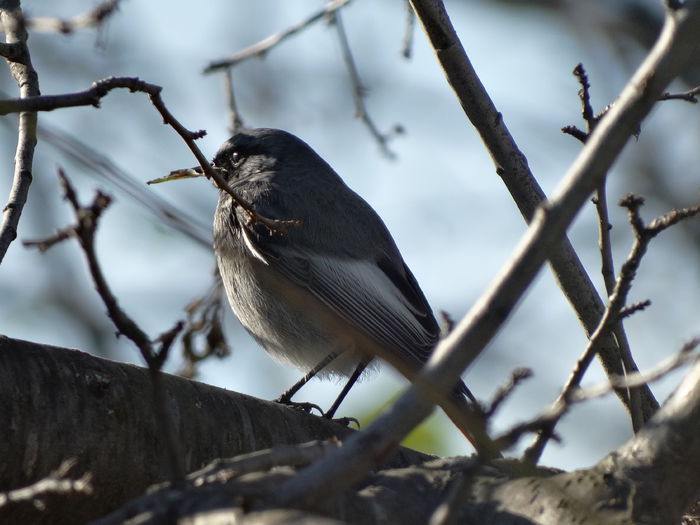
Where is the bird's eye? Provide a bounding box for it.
[232,151,241,165]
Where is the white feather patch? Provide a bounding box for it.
[241,227,269,264]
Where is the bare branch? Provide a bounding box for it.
[203,0,352,73]
[177,277,231,379]
[409,0,660,423]
[497,337,700,455]
[270,0,700,507]
[0,76,297,234]
[573,63,597,132]
[24,170,186,484]
[17,0,120,34]
[563,64,645,431]
[0,459,92,509]
[223,68,244,135]
[402,0,416,59]
[525,197,700,463]
[0,3,40,265]
[659,85,700,102]
[485,368,533,418]
[331,10,400,158]
[581,337,700,399]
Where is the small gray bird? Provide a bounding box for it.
[209,128,475,418]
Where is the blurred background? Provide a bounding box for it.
[1,0,699,470]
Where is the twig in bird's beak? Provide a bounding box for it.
[147,167,203,185]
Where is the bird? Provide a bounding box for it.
[208,128,476,420]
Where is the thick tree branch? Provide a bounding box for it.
[0,336,430,524]
[408,0,661,423]
[272,0,700,507]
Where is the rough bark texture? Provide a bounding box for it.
[0,336,428,524]
[2,335,699,524]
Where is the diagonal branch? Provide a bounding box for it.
[24,170,186,484]
[408,0,660,423]
[11,0,121,34]
[525,197,700,463]
[331,9,399,158]
[272,0,700,507]
[0,76,297,234]
[203,0,352,73]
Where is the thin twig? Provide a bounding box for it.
[574,64,596,130]
[223,68,244,135]
[178,275,231,379]
[593,183,645,431]
[331,9,399,158]
[485,368,533,418]
[659,85,700,102]
[581,337,700,398]
[0,76,297,234]
[203,0,352,73]
[566,63,646,432]
[524,197,700,463]
[24,170,186,484]
[561,64,602,144]
[402,0,416,59]
[6,0,121,34]
[496,337,700,453]
[593,188,616,296]
[0,4,40,265]
[0,459,93,508]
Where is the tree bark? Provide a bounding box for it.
[0,335,428,524]
[2,335,699,524]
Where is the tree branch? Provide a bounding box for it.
[407,0,663,424]
[331,9,400,157]
[24,170,187,484]
[0,1,40,265]
[565,63,645,432]
[0,76,296,234]
[271,0,700,507]
[524,197,700,462]
[204,0,352,72]
[4,0,121,34]
[0,336,430,523]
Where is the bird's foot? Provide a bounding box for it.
[274,397,324,416]
[326,415,360,429]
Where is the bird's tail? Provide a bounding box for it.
[449,379,502,458]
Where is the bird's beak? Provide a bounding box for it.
[147,165,205,185]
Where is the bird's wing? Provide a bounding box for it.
[239,219,439,366]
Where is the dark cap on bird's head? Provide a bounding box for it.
[149,128,322,185]
[211,128,330,183]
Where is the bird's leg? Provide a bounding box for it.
[324,358,370,420]
[275,352,341,413]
